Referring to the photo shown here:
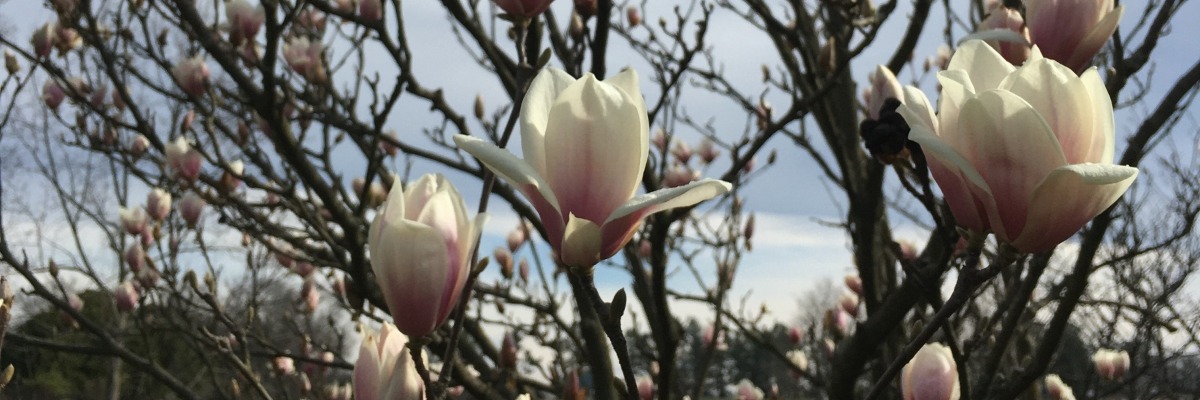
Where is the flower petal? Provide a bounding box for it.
[956,90,1067,241]
[520,68,577,177]
[935,69,975,142]
[999,58,1101,165]
[561,214,603,268]
[1080,67,1116,163]
[1010,163,1137,253]
[947,40,1014,91]
[599,179,731,259]
[454,134,565,246]
[542,73,648,224]
[1066,5,1123,72]
[897,86,938,134]
[907,123,994,233]
[369,220,450,337]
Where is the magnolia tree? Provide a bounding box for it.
[0,0,1198,398]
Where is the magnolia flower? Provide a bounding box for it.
[1044,374,1075,400]
[1093,348,1130,380]
[147,188,172,220]
[119,207,149,235]
[179,192,206,228]
[734,380,765,400]
[454,68,730,269]
[902,343,960,400]
[283,37,326,83]
[125,243,146,273]
[42,79,66,110]
[359,0,382,21]
[787,350,809,372]
[697,137,720,164]
[975,7,1030,66]
[226,0,265,45]
[896,40,1137,253]
[492,0,553,19]
[274,357,295,375]
[368,174,485,337]
[172,56,210,97]
[5,49,19,74]
[1027,0,1123,72]
[165,137,203,182]
[31,23,55,58]
[506,224,527,252]
[114,281,139,312]
[787,326,803,345]
[671,140,692,163]
[839,291,859,317]
[353,323,424,400]
[636,375,654,400]
[845,274,863,295]
[53,23,82,54]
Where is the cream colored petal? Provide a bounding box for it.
[1010,163,1137,253]
[604,67,643,104]
[402,174,437,221]
[896,86,938,134]
[453,135,561,212]
[382,347,425,400]
[955,90,1066,242]
[947,40,1015,91]
[999,58,1100,165]
[560,214,603,268]
[1080,67,1116,163]
[935,69,975,142]
[606,179,732,223]
[520,68,577,176]
[542,73,648,224]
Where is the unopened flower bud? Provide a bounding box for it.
[5,49,18,74]
[114,281,139,312]
[626,6,642,27]
[494,247,514,279]
[500,332,517,369]
[179,192,206,228]
[901,343,959,400]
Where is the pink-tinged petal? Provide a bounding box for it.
[453,134,564,246]
[955,90,1066,242]
[1080,67,1116,164]
[369,220,450,337]
[1064,5,1123,72]
[999,58,1099,165]
[901,343,960,400]
[946,40,1014,91]
[560,214,604,268]
[1010,164,1137,253]
[413,190,467,323]
[542,73,647,224]
[598,179,731,259]
[520,68,577,177]
[907,124,994,233]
